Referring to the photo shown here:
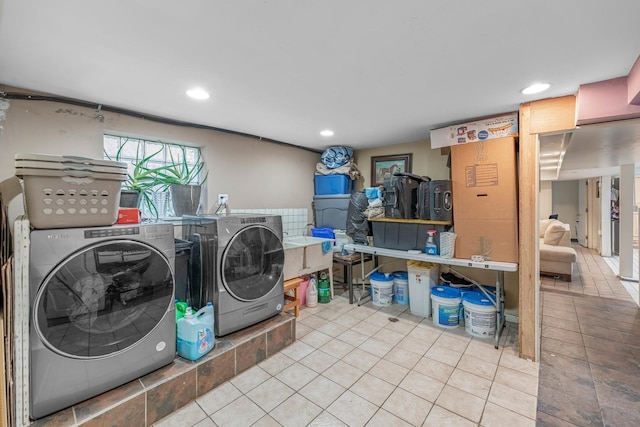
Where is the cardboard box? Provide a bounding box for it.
[451,136,518,262]
[454,218,518,262]
[451,137,518,221]
[430,112,518,148]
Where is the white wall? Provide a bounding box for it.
[552,180,579,239]
[539,181,553,219]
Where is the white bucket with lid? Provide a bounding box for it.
[392,271,409,305]
[370,272,394,306]
[431,286,461,328]
[462,291,496,338]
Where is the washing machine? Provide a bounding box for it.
[29,222,176,419]
[183,214,285,336]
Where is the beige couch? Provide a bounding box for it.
[539,219,577,281]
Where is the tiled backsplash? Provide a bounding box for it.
[230,208,309,236]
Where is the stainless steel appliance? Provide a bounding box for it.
[28,223,176,419]
[184,214,284,336]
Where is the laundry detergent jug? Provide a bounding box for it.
[177,302,215,361]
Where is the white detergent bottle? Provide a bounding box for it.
[306,276,318,307]
[425,229,438,255]
[177,303,215,361]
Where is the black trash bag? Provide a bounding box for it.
[346,191,371,244]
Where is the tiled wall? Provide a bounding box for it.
[231,208,310,236]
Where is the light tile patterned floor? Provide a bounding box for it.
[155,294,538,426]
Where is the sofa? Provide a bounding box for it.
[539,219,577,281]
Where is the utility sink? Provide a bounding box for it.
[282,236,334,281]
[283,236,332,247]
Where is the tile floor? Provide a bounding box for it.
[155,244,639,427]
[538,244,640,426]
[155,292,538,426]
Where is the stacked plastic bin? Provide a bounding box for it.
[313,174,353,230]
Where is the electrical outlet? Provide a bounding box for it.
[218,194,228,205]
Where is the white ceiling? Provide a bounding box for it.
[1,0,640,178]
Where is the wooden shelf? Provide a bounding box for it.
[368,217,453,226]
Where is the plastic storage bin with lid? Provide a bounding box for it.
[314,174,354,195]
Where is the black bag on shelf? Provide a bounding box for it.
[384,172,429,219]
[382,175,401,219]
[429,180,453,221]
[417,179,432,220]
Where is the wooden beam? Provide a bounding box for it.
[518,95,577,361]
[530,95,576,135]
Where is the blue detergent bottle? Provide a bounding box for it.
[425,229,438,255]
[177,302,215,361]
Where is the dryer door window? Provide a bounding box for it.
[33,240,174,359]
[222,225,284,301]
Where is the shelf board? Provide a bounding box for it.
[368,217,453,226]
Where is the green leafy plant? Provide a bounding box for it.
[105,140,167,218]
[154,145,208,187]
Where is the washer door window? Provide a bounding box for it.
[222,225,284,301]
[33,240,174,358]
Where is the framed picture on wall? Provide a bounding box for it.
[371,154,412,186]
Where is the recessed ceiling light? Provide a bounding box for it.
[521,83,550,95]
[186,88,210,100]
[320,129,334,137]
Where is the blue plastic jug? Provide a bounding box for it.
[177,302,215,361]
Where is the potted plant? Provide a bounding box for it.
[154,145,208,216]
[105,141,166,218]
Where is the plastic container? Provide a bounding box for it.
[425,229,438,255]
[176,303,215,361]
[314,174,354,195]
[407,261,440,317]
[334,230,353,253]
[311,227,335,239]
[306,276,318,307]
[313,194,350,229]
[318,274,331,304]
[462,291,497,338]
[175,300,188,322]
[370,272,394,307]
[15,167,126,229]
[431,286,461,328]
[299,278,310,306]
[392,271,409,305]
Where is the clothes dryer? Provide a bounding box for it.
[184,214,284,336]
[29,223,176,419]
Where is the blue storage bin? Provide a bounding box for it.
[314,174,353,195]
[311,227,335,239]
